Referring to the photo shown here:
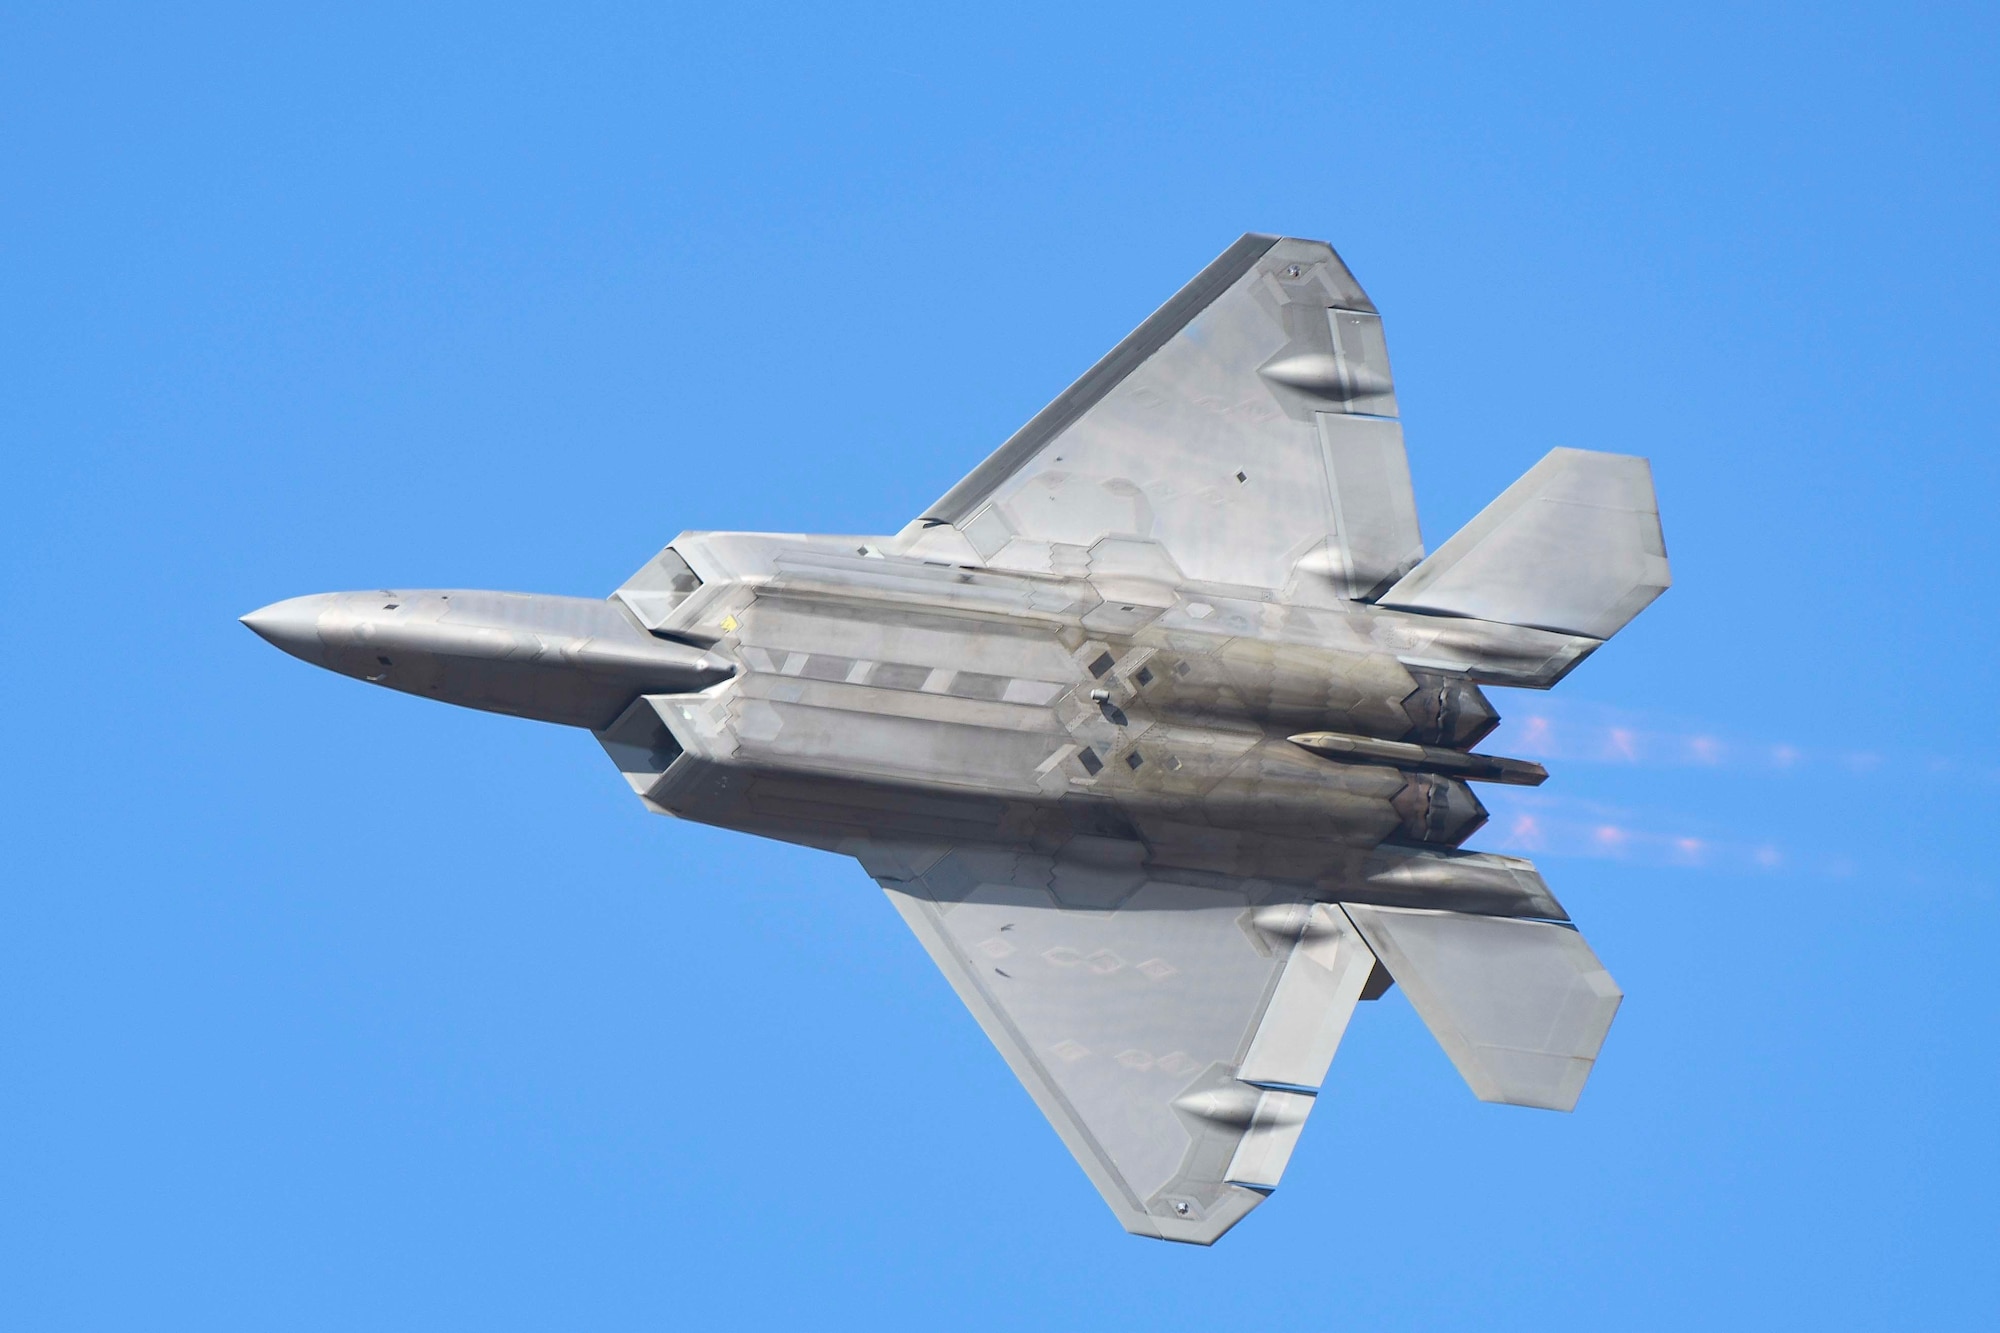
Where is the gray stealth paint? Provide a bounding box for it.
[244,233,1669,1247]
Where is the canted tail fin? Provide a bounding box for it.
[1377,448,1669,641]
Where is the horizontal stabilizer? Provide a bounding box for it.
[1377,448,1669,640]
[1339,903,1620,1111]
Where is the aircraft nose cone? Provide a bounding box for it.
[240,594,333,663]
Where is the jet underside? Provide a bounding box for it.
[605,538,1558,907]
[245,233,1668,1244]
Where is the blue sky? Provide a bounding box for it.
[4,4,1996,1328]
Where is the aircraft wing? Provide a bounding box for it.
[858,839,1624,1243]
[903,234,1424,601]
[861,839,1378,1244]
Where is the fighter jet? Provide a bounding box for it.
[244,234,1668,1244]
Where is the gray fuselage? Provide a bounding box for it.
[246,531,1578,916]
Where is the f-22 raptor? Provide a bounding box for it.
[244,235,1669,1243]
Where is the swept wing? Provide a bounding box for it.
[902,234,1424,602]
